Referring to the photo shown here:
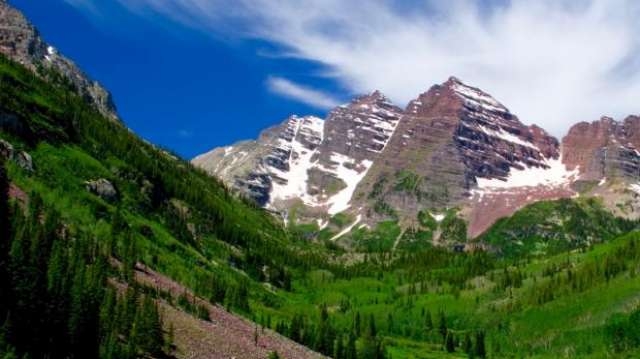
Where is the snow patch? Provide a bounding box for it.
[475,156,579,190]
[318,153,373,215]
[317,219,329,230]
[270,116,324,203]
[478,125,538,150]
[329,214,362,241]
[430,212,445,222]
[450,81,506,113]
[629,183,640,195]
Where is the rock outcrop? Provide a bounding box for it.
[560,116,640,220]
[85,178,118,201]
[14,150,32,172]
[562,116,640,181]
[0,138,33,172]
[0,1,119,121]
[0,139,14,159]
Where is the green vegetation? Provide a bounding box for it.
[2,53,640,359]
[480,198,637,258]
[395,170,423,193]
[0,168,166,358]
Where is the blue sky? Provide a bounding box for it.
[12,0,345,158]
[12,0,640,158]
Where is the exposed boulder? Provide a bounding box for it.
[85,178,118,201]
[0,139,33,172]
[0,139,14,160]
[14,151,32,172]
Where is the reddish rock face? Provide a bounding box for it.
[195,73,639,240]
[354,77,563,226]
[318,91,403,166]
[562,116,640,181]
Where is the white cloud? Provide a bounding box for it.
[267,76,339,109]
[71,0,640,137]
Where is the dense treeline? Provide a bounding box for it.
[0,163,166,358]
[481,198,639,258]
[524,233,640,306]
[271,306,388,359]
[606,305,640,353]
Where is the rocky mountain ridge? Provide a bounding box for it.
[0,0,119,121]
[194,77,640,240]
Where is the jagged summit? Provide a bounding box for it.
[193,78,640,239]
[0,1,119,121]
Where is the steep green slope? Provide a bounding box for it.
[0,54,329,358]
[3,51,640,359]
[0,54,312,293]
[480,198,638,258]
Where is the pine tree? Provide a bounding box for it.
[425,309,433,331]
[345,332,357,359]
[474,330,486,358]
[463,332,472,354]
[315,305,335,355]
[438,310,447,340]
[445,331,455,353]
[334,334,345,359]
[0,162,10,320]
[368,314,377,338]
[254,324,259,346]
[354,311,361,336]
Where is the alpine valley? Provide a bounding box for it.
[2,1,640,359]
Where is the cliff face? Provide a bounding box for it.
[193,93,404,225]
[0,1,119,121]
[562,116,640,181]
[559,116,640,221]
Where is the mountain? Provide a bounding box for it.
[5,2,640,359]
[194,77,600,239]
[561,116,640,217]
[193,92,404,226]
[0,0,118,121]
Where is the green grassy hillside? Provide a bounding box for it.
[2,53,640,359]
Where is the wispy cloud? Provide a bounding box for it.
[68,0,640,136]
[267,76,339,109]
[63,0,101,15]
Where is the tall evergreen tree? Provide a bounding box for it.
[445,331,455,353]
[345,333,357,359]
[0,162,10,323]
[463,332,472,354]
[424,309,433,331]
[438,310,447,340]
[354,311,361,336]
[474,330,486,358]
